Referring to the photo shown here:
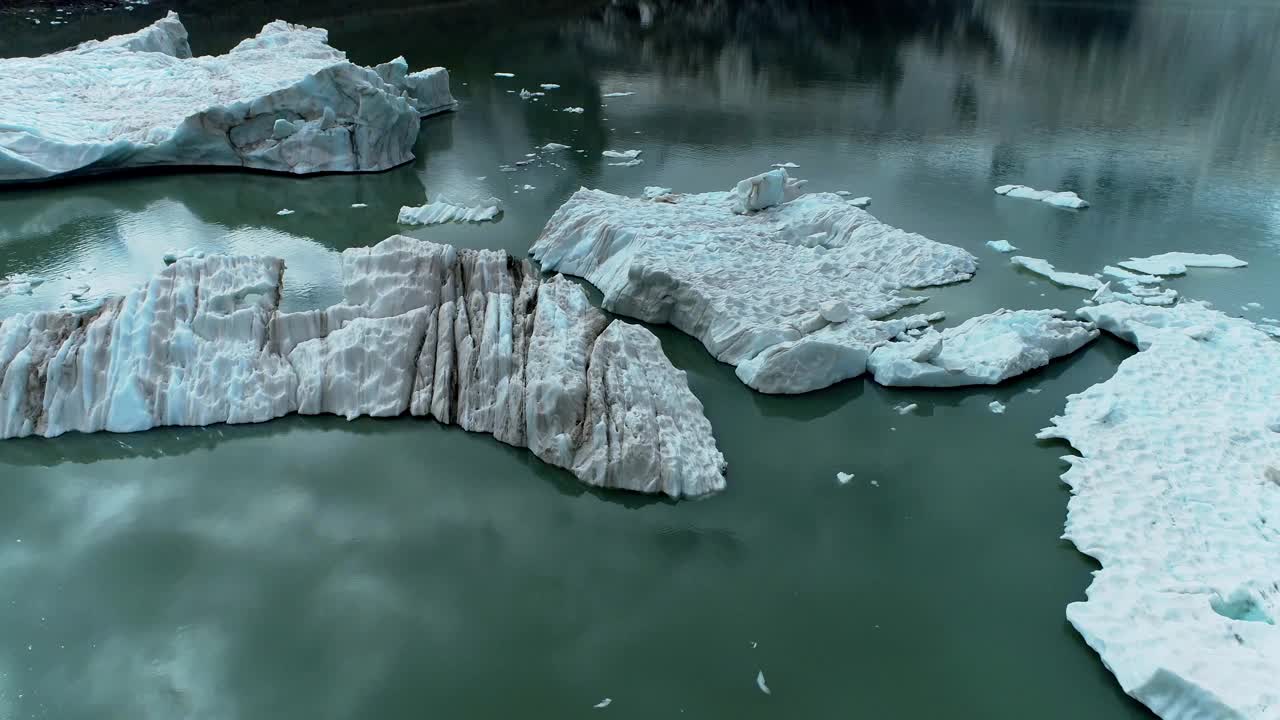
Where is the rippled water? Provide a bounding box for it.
[2,1,1278,717]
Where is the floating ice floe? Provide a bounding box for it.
[161,248,205,265]
[351,203,368,209]
[895,403,918,415]
[771,162,799,169]
[540,143,570,152]
[0,13,456,184]
[0,274,47,299]
[848,196,871,208]
[1010,256,1103,291]
[397,196,503,225]
[988,401,1006,414]
[994,185,1089,209]
[602,150,641,159]
[276,208,295,216]
[494,72,514,78]
[540,83,560,90]
[1038,300,1280,718]
[562,107,585,113]
[607,159,644,167]
[593,698,611,709]
[986,240,1017,253]
[836,472,854,485]
[602,91,634,98]
[518,88,544,99]
[866,309,1097,387]
[1101,266,1160,284]
[530,169,978,394]
[756,671,771,695]
[1091,283,1178,307]
[0,236,726,498]
[1117,252,1248,276]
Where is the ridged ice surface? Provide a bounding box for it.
[0,13,456,184]
[1037,301,1280,719]
[0,236,725,499]
[397,196,503,225]
[529,177,978,394]
[866,309,1097,387]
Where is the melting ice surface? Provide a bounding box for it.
[1038,301,1280,719]
[0,236,726,499]
[0,13,456,184]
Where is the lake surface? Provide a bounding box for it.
[2,0,1279,717]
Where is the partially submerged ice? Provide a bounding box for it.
[995,184,1089,209]
[1118,252,1248,276]
[0,236,726,499]
[530,170,978,394]
[1010,256,1103,291]
[0,13,457,184]
[398,196,503,225]
[866,309,1097,387]
[1038,301,1280,719]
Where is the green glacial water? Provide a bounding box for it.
[2,0,1279,717]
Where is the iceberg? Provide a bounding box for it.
[986,240,1017,253]
[540,143,570,152]
[0,13,456,184]
[529,173,978,394]
[1010,256,1103,291]
[0,236,725,499]
[1038,301,1280,719]
[1091,283,1178,307]
[994,185,1089,209]
[602,149,641,159]
[1118,252,1248,276]
[397,196,503,225]
[866,309,1097,387]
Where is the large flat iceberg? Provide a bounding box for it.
[866,309,1097,387]
[1118,252,1248,276]
[0,236,725,499]
[0,13,457,184]
[1038,301,1280,718]
[995,184,1089,209]
[530,172,977,394]
[1010,256,1103,291]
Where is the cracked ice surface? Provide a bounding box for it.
[866,309,1097,387]
[1038,301,1280,719]
[0,13,456,184]
[529,174,978,394]
[0,236,725,499]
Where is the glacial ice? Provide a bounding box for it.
[1118,252,1248,276]
[986,240,1017,253]
[0,236,726,499]
[1010,256,1104,291]
[1038,301,1280,719]
[866,309,1097,387]
[397,197,503,225]
[0,13,456,184]
[529,173,978,394]
[994,185,1089,209]
[1091,283,1178,307]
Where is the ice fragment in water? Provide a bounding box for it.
[986,240,1017,253]
[988,401,1006,414]
[756,671,771,695]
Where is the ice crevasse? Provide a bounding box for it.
[1039,300,1280,719]
[0,236,726,499]
[0,12,457,184]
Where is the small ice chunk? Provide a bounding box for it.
[756,671,771,695]
[641,186,673,200]
[522,184,536,190]
[771,162,800,168]
[593,699,612,709]
[1010,256,1103,291]
[540,143,570,152]
[1245,302,1263,309]
[518,88,545,99]
[276,208,295,216]
[540,83,560,90]
[602,149,641,159]
[896,403,918,415]
[1119,252,1247,276]
[835,190,852,197]
[848,196,871,208]
[562,107,585,113]
[602,91,634,97]
[498,165,517,172]
[995,184,1088,209]
[1102,265,1161,284]
[870,479,880,486]
[819,300,850,323]
[729,168,805,214]
[836,471,854,485]
[350,203,368,208]
[494,72,515,78]
[398,196,503,225]
[1026,388,1042,394]
[607,159,644,167]
[989,401,1006,414]
[986,240,1017,253]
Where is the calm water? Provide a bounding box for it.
[3,1,1280,717]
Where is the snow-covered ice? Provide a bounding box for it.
[1011,256,1103,291]
[1038,300,1280,719]
[0,13,457,184]
[530,172,978,394]
[986,240,1017,253]
[866,309,1097,387]
[1118,252,1248,276]
[397,197,503,225]
[0,236,725,499]
[994,185,1089,209]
